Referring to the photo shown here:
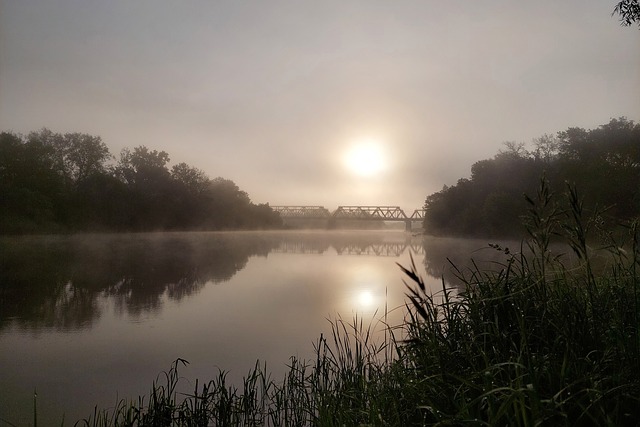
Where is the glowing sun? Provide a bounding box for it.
[343,138,388,177]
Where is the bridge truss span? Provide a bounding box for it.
[409,209,427,220]
[271,206,332,219]
[333,206,407,220]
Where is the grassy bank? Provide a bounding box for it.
[76,182,640,426]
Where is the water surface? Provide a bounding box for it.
[0,230,510,424]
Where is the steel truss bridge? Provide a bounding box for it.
[271,206,427,231]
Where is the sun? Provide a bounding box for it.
[343,138,388,177]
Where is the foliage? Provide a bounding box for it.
[0,129,282,233]
[67,182,640,426]
[614,0,640,26]
[423,117,640,237]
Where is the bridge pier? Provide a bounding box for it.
[405,220,412,232]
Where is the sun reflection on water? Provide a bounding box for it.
[342,264,388,314]
[357,290,375,308]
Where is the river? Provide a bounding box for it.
[0,230,514,424]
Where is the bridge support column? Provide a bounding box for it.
[405,220,412,232]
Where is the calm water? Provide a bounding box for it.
[0,230,510,424]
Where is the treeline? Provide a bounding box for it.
[423,117,640,237]
[0,129,282,233]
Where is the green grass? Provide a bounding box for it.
[68,180,640,425]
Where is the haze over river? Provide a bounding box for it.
[0,230,513,424]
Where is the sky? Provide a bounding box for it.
[1,1,639,212]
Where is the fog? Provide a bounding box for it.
[1,0,639,211]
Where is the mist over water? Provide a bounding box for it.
[0,230,516,423]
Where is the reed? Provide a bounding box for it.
[74,179,640,426]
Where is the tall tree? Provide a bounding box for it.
[423,118,640,237]
[206,177,252,229]
[59,133,112,183]
[116,146,171,186]
[532,134,561,163]
[115,146,174,229]
[0,131,66,232]
[171,162,210,196]
[1,130,282,233]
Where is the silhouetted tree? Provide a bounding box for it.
[1,130,282,233]
[206,177,251,229]
[58,132,112,183]
[0,131,67,232]
[531,134,561,163]
[116,146,171,186]
[115,146,176,229]
[171,162,210,196]
[423,118,640,237]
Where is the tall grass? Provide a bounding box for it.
[398,180,640,426]
[75,179,639,426]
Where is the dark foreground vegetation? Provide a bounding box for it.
[423,117,640,237]
[69,181,639,426]
[0,129,282,234]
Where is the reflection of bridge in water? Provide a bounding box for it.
[272,235,425,257]
[335,242,425,257]
[272,206,427,231]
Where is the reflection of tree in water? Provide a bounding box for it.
[422,237,585,289]
[422,237,520,288]
[2,232,515,332]
[0,233,278,331]
[0,237,99,331]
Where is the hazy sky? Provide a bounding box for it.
[1,1,639,211]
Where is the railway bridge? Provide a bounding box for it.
[271,205,426,231]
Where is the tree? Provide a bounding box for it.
[1,129,283,232]
[24,129,68,182]
[0,132,25,186]
[614,0,640,26]
[116,146,171,186]
[423,118,640,238]
[171,162,210,196]
[24,129,112,185]
[497,141,528,160]
[0,131,66,232]
[206,178,252,228]
[532,134,561,163]
[59,132,112,183]
[115,146,174,229]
